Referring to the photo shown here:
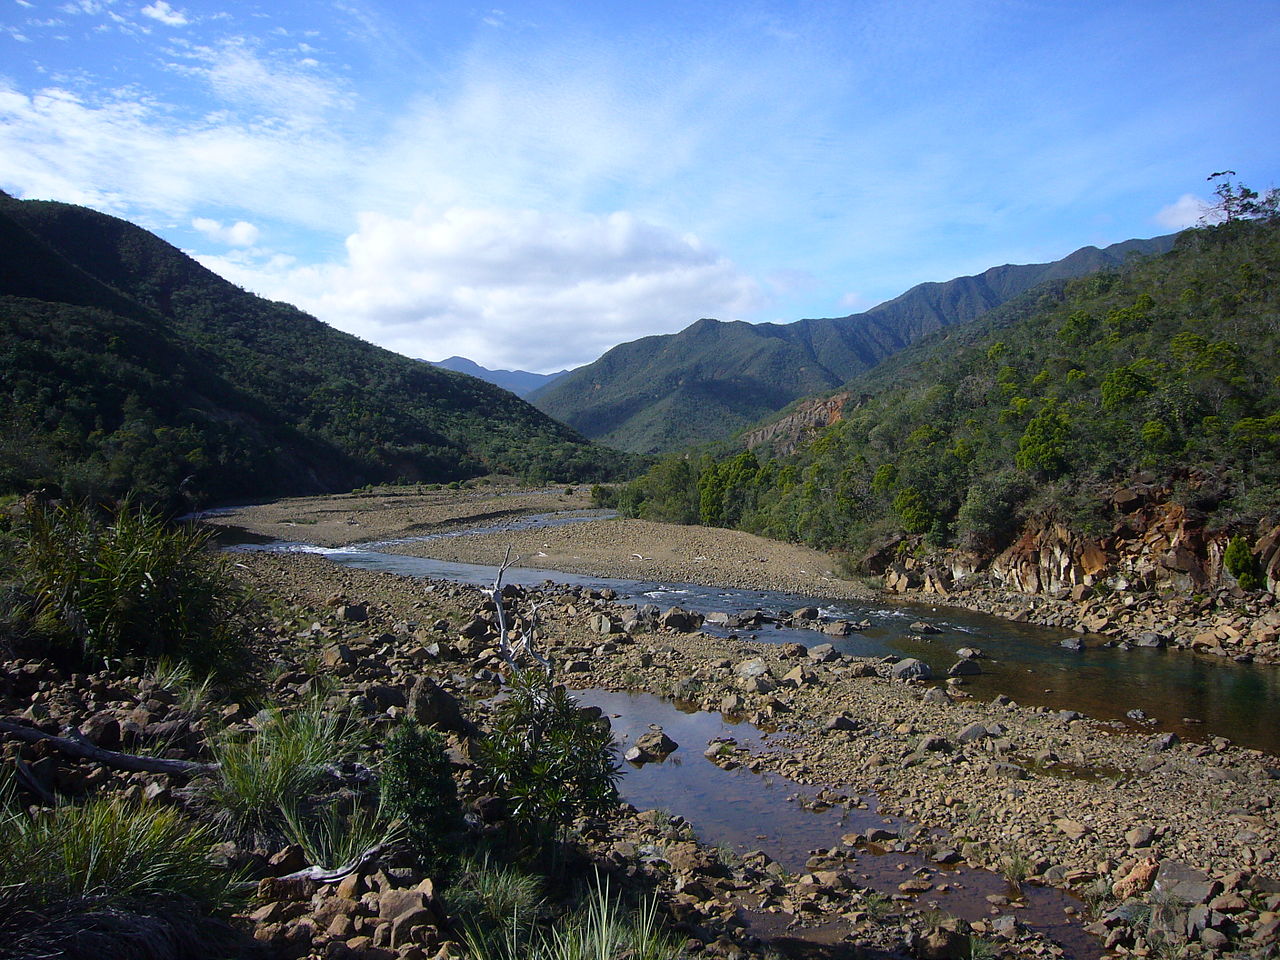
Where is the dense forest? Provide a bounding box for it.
[0,192,630,510]
[615,210,1280,566]
[532,234,1174,453]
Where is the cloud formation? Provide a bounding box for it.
[192,217,259,246]
[140,2,188,27]
[1155,194,1205,230]
[198,206,762,372]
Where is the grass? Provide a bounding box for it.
[281,796,402,872]
[999,846,1031,888]
[17,499,245,673]
[451,853,545,946]
[461,873,677,960]
[0,782,241,959]
[203,694,355,840]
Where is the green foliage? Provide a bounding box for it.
[0,194,628,507]
[17,500,244,673]
[204,695,355,840]
[1223,535,1262,591]
[609,217,1280,562]
[478,670,620,846]
[380,724,463,880]
[0,785,239,959]
[462,873,676,960]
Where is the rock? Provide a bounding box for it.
[922,687,949,705]
[822,620,853,637]
[1111,855,1162,901]
[986,761,1028,780]
[1199,927,1229,950]
[807,643,840,663]
[782,665,816,687]
[919,735,951,752]
[890,658,932,681]
[947,659,982,677]
[1154,861,1221,905]
[1134,631,1168,648]
[659,607,703,632]
[734,658,770,679]
[591,614,619,635]
[909,621,942,634]
[627,728,678,763]
[336,604,368,622]
[955,647,983,659]
[1060,637,1085,652]
[1125,825,1157,849]
[915,928,967,959]
[956,722,990,744]
[1151,732,1180,752]
[408,678,472,734]
[378,888,430,922]
[824,715,860,732]
[1054,818,1092,841]
[792,606,820,620]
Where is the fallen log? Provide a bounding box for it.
[0,718,219,777]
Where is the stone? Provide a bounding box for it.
[986,761,1028,780]
[1054,818,1092,841]
[408,677,471,734]
[956,722,989,743]
[734,658,769,679]
[659,607,703,632]
[824,715,860,732]
[337,604,368,622]
[378,889,429,922]
[807,643,840,663]
[909,621,942,634]
[1060,637,1085,652]
[947,659,982,677]
[1154,861,1221,905]
[1125,825,1156,849]
[955,647,982,659]
[919,735,951,752]
[889,658,931,681]
[1133,632,1167,648]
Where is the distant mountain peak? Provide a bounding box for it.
[427,356,571,399]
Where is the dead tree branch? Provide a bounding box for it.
[0,719,218,777]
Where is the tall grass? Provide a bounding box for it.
[0,781,240,959]
[204,695,354,839]
[18,499,244,673]
[462,873,677,960]
[281,797,401,871]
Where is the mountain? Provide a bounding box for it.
[427,356,570,399]
[617,218,1280,568]
[530,235,1176,454]
[0,192,627,509]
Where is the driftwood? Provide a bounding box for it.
[0,719,219,777]
[488,546,551,673]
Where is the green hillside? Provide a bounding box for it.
[0,193,627,509]
[618,216,1280,558]
[531,235,1175,454]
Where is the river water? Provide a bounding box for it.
[223,519,1280,755]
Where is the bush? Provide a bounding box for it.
[18,499,244,673]
[479,670,620,846]
[0,786,241,960]
[204,696,353,840]
[381,724,463,880]
[1223,534,1262,590]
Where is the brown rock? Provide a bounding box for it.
[1112,857,1158,900]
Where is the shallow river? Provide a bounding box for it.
[224,519,1280,755]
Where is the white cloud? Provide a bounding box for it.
[196,206,763,372]
[192,216,259,246]
[140,1,187,27]
[838,291,871,313]
[1155,193,1205,230]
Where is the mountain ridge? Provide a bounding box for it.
[530,234,1177,453]
[427,356,571,399]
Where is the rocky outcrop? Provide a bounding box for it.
[742,392,857,456]
[880,482,1280,662]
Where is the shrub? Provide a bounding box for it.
[204,695,353,840]
[18,499,244,673]
[381,723,463,880]
[478,670,620,846]
[1223,534,1262,590]
[0,786,241,960]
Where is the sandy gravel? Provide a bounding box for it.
[205,483,873,600]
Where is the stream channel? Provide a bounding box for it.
[219,511,1280,958]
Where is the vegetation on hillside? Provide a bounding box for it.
[0,192,630,510]
[531,235,1174,454]
[618,213,1280,564]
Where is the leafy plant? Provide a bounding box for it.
[18,499,244,673]
[0,783,240,960]
[478,669,620,847]
[380,723,463,880]
[203,695,354,840]
[281,796,400,873]
[1223,534,1262,590]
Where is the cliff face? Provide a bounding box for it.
[879,483,1280,662]
[742,392,857,455]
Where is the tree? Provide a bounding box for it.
[1202,171,1280,224]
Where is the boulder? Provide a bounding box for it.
[890,658,932,681]
[947,659,982,677]
[909,621,942,634]
[1154,861,1221,905]
[408,677,472,734]
[807,643,840,663]
[659,607,703,632]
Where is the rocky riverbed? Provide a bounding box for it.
[233,550,1279,958]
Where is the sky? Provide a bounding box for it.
[2,1,1278,374]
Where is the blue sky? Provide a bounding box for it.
[2,0,1278,372]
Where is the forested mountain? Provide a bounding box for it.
[617,217,1280,562]
[0,192,627,509]
[427,356,570,399]
[530,234,1175,454]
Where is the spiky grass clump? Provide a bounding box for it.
[462,874,676,960]
[18,499,244,673]
[204,696,352,839]
[0,786,240,960]
[282,796,401,872]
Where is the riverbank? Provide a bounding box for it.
[205,484,873,601]
[232,550,1280,959]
